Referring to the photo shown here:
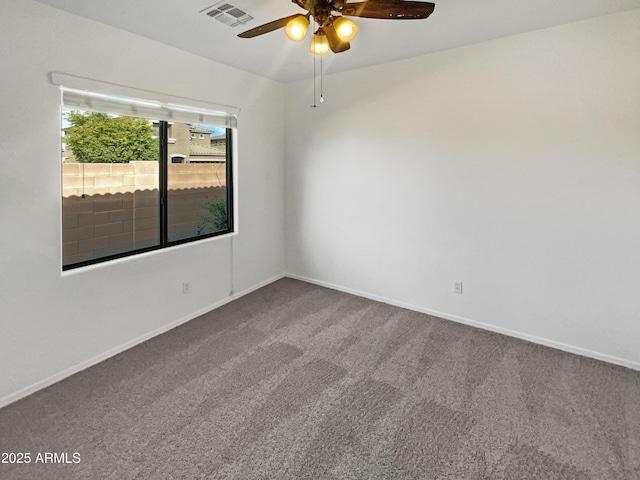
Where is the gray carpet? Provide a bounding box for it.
[1,278,639,479]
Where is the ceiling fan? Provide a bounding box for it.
[238,0,436,55]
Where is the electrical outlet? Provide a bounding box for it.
[182,282,191,294]
[453,281,463,294]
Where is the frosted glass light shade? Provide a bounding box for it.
[333,17,358,41]
[285,15,309,41]
[310,33,329,55]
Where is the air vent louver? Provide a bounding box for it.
[201,2,254,27]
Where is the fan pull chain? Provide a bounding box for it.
[311,19,318,108]
[320,53,324,103]
[311,51,317,108]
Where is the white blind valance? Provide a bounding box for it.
[51,72,239,128]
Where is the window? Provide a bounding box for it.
[56,74,237,270]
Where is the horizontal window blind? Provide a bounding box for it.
[51,72,239,128]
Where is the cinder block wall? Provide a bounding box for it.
[61,162,227,265]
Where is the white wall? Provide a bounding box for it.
[0,0,286,405]
[285,10,640,368]
[1,3,637,408]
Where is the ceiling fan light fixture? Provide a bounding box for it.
[333,16,358,42]
[284,15,309,41]
[310,33,329,55]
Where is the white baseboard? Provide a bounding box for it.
[0,273,286,410]
[3,271,636,409]
[286,273,640,372]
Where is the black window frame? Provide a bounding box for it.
[62,120,234,271]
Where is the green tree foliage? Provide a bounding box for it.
[63,110,158,163]
[197,199,228,235]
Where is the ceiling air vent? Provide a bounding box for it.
[200,2,254,27]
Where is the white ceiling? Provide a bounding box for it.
[33,0,640,83]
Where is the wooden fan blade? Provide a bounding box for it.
[340,1,435,20]
[237,14,302,38]
[324,24,351,53]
